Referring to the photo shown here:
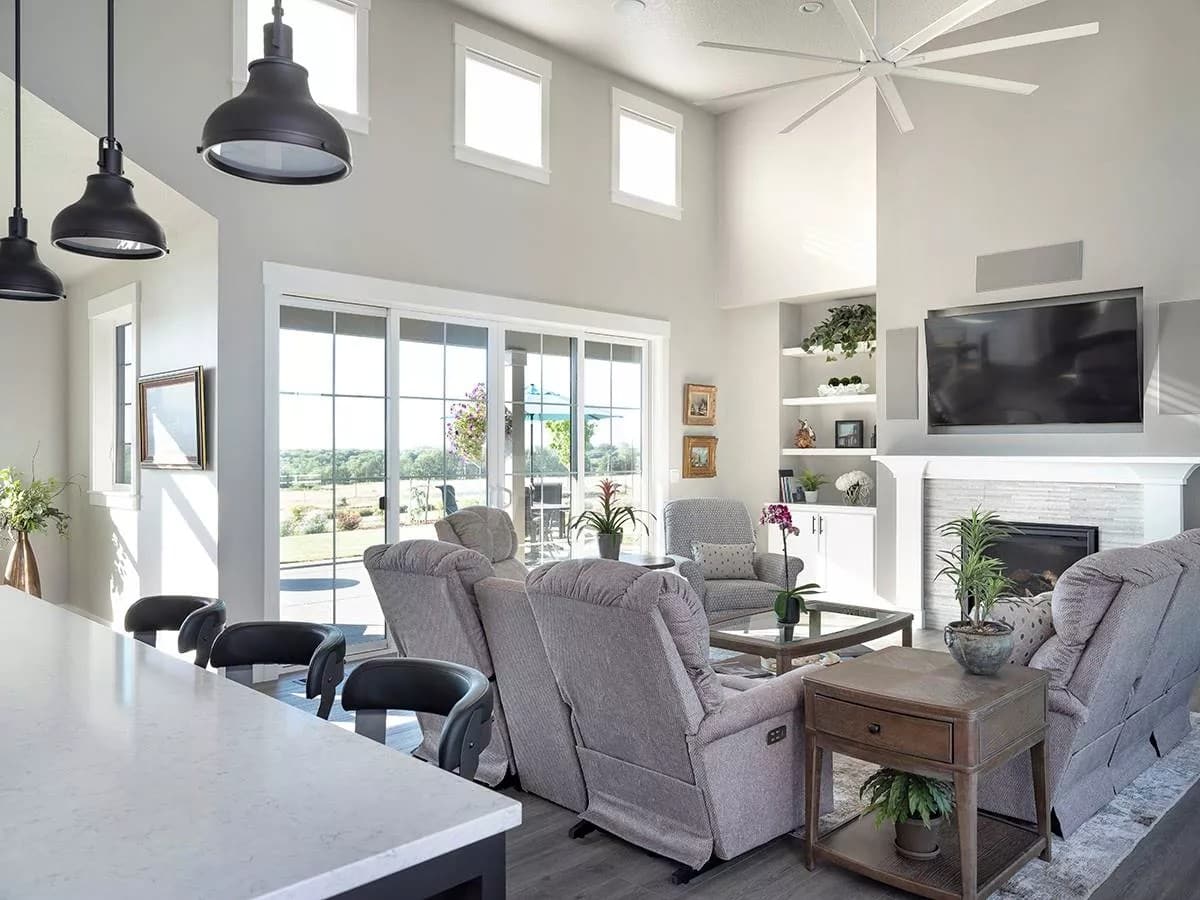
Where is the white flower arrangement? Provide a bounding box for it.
[835,470,874,506]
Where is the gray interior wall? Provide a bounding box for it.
[874,0,1200,602]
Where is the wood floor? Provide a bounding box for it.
[261,631,1200,900]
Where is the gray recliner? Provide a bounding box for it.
[526,558,832,875]
[435,506,527,581]
[664,498,796,620]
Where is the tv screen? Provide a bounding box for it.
[925,293,1142,428]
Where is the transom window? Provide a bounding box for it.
[611,88,683,219]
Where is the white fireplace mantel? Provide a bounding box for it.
[873,455,1200,628]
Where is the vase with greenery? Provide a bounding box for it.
[800,303,877,360]
[569,478,654,560]
[936,507,1019,675]
[759,504,821,625]
[860,768,955,861]
[798,470,826,504]
[0,465,77,598]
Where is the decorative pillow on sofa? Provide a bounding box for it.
[692,542,756,580]
[993,593,1054,666]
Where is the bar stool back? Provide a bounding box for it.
[210,622,346,719]
[123,595,226,669]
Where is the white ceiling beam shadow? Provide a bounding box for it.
[897,22,1099,67]
[875,75,914,133]
[780,73,865,134]
[885,0,1003,62]
[891,66,1038,95]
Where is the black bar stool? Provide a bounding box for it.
[210,622,346,719]
[123,596,226,669]
[341,658,494,779]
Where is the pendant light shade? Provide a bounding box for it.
[0,0,63,301]
[51,0,167,261]
[198,4,351,184]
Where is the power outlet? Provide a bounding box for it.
[766,725,787,745]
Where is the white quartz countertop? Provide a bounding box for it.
[0,587,522,899]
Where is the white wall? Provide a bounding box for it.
[717,78,876,307]
[874,0,1200,601]
[64,221,219,623]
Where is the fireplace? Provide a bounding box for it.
[983,522,1100,597]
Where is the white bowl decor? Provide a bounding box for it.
[836,470,874,506]
[817,382,873,397]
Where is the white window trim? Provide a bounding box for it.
[87,283,141,511]
[232,0,371,134]
[453,24,552,185]
[611,87,684,220]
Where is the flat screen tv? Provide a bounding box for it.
[925,290,1142,428]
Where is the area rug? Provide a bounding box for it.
[811,713,1200,899]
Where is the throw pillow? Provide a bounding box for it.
[992,593,1054,666]
[692,542,756,580]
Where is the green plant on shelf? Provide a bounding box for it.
[801,304,877,360]
[859,769,955,828]
[798,470,827,492]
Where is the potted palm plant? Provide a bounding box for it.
[936,507,1017,675]
[860,768,954,860]
[569,478,654,560]
[760,503,821,625]
[0,464,76,598]
[798,469,826,504]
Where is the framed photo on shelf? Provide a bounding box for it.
[139,367,208,469]
[834,419,864,449]
[683,435,718,478]
[683,383,717,426]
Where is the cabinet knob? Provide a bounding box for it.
[867,723,881,735]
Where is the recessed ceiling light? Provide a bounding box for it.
[799,1,825,13]
[613,0,646,14]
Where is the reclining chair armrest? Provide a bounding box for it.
[697,664,824,745]
[753,552,797,589]
[670,556,706,599]
[1048,685,1088,723]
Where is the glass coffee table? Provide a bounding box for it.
[709,600,913,674]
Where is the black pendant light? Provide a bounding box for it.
[198,2,351,185]
[0,0,63,301]
[51,0,166,260]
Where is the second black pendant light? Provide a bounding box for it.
[52,0,166,260]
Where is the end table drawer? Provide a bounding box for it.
[812,695,953,763]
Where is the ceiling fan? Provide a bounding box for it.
[699,0,1099,134]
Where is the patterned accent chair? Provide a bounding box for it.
[664,498,797,620]
[435,506,527,581]
[980,530,1200,836]
[526,558,832,879]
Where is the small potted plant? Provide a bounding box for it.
[0,463,77,598]
[860,768,954,861]
[569,478,654,560]
[759,503,821,625]
[937,507,1018,675]
[798,470,826,504]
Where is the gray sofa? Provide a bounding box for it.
[526,558,832,874]
[434,506,528,581]
[664,498,795,620]
[981,529,1200,836]
[363,540,586,811]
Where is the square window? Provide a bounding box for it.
[612,89,682,219]
[454,25,552,184]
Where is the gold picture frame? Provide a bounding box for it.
[138,367,208,470]
[683,435,718,479]
[684,383,717,426]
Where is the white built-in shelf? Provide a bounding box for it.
[782,342,875,359]
[782,394,877,407]
[781,448,877,457]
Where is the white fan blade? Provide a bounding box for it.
[704,68,862,105]
[892,66,1038,94]
[780,74,865,134]
[896,22,1099,67]
[885,0,1003,62]
[875,76,914,134]
[830,0,880,61]
[698,40,860,67]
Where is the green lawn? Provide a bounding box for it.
[280,527,387,565]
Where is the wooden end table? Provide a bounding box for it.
[803,647,1050,900]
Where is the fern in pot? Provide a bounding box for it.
[860,769,955,861]
[569,478,654,560]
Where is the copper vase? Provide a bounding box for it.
[4,532,41,598]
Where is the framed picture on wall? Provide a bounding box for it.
[139,367,208,469]
[834,419,864,449]
[683,383,717,426]
[683,435,718,478]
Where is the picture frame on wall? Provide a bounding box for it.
[683,435,718,478]
[683,383,717,426]
[834,419,865,449]
[139,367,208,470]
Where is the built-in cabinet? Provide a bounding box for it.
[766,504,876,602]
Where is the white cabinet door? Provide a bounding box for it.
[766,506,823,587]
[819,512,875,601]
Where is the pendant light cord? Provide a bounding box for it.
[107,0,114,141]
[13,0,21,215]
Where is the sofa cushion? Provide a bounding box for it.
[993,593,1053,666]
[693,542,757,580]
[704,579,779,613]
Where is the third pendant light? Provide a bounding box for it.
[52,0,167,260]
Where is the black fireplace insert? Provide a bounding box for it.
[973,521,1100,597]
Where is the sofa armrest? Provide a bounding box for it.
[670,555,706,599]
[753,552,799,589]
[697,664,823,745]
[1048,685,1088,722]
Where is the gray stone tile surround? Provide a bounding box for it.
[923,479,1144,629]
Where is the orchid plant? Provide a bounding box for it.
[760,503,821,622]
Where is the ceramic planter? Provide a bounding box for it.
[944,621,1014,676]
[775,593,802,626]
[596,532,623,560]
[803,490,819,504]
[893,815,943,861]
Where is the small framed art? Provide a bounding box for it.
[834,419,864,449]
[683,435,718,478]
[683,383,717,426]
[139,367,208,469]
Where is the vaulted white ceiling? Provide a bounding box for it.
[450,0,1055,108]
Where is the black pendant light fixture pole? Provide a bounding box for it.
[0,0,63,301]
[51,0,167,260]
[198,2,352,184]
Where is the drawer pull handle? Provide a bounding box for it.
[867,723,881,735]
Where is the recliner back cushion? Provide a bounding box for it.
[664,498,754,559]
[435,506,521,566]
